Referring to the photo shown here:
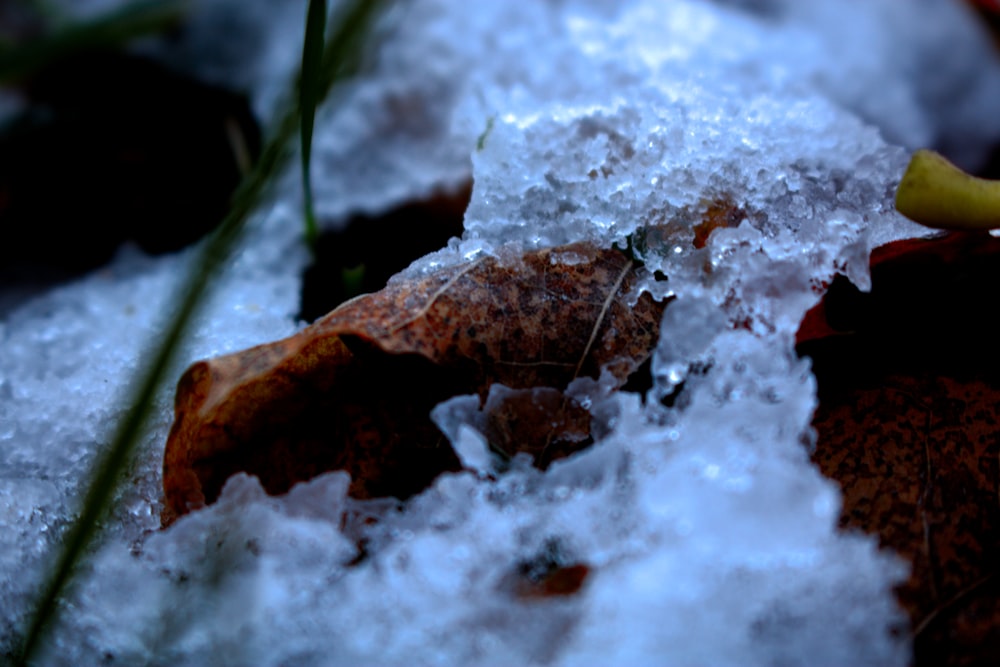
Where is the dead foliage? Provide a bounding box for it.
[800,231,1000,666]
[163,241,666,525]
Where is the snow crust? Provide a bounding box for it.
[4,1,1000,665]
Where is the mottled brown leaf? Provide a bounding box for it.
[800,231,1000,666]
[163,241,665,525]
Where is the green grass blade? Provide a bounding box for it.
[0,0,186,84]
[14,1,387,663]
[13,112,286,667]
[14,187,249,667]
[300,0,328,249]
[319,0,386,95]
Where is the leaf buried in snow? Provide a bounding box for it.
[498,538,590,599]
[162,241,666,525]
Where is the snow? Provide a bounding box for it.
[4,0,1000,665]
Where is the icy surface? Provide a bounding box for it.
[4,0,1000,665]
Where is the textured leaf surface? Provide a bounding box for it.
[801,231,1000,666]
[163,242,665,524]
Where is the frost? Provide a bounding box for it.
[4,0,1000,665]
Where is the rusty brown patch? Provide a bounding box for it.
[163,242,667,525]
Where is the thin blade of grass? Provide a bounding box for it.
[300,0,328,249]
[14,1,387,663]
[0,0,186,84]
[292,0,388,246]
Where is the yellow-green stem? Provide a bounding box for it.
[895,149,1000,231]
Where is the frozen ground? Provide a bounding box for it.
[3,1,1000,665]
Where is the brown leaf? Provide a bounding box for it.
[163,241,666,525]
[498,539,591,599]
[799,232,1000,666]
[505,564,591,600]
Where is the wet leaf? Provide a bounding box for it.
[163,241,666,524]
[479,385,592,469]
[798,231,1000,666]
[627,195,746,264]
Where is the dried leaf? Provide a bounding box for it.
[163,241,665,524]
[799,231,1000,666]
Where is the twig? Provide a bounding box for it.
[912,571,997,639]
